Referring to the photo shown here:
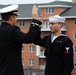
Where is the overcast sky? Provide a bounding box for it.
[0,0,72,5]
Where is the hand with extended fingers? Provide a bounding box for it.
[32,5,38,20]
[32,5,43,25]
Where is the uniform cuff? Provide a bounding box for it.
[31,19,42,27]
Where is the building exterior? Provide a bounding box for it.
[0,0,76,75]
[72,0,76,3]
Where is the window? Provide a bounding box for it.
[74,33,76,39]
[74,47,76,53]
[74,60,76,67]
[40,51,44,56]
[29,59,34,65]
[22,46,24,52]
[0,21,1,25]
[22,59,24,65]
[46,7,54,13]
[28,21,31,27]
[19,20,24,26]
[29,46,34,52]
[45,20,50,28]
[74,19,76,26]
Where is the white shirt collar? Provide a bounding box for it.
[51,34,67,42]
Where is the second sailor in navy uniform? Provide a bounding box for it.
[34,15,74,75]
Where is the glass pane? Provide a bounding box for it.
[74,47,76,52]
[22,46,24,52]
[20,20,24,26]
[29,46,34,52]
[75,33,76,39]
[46,8,48,13]
[74,19,76,25]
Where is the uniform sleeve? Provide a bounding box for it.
[33,33,50,47]
[33,31,45,47]
[63,39,74,75]
[13,19,42,43]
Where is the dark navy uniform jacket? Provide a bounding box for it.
[34,32,74,75]
[0,19,41,75]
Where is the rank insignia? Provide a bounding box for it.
[64,47,70,54]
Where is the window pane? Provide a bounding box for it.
[74,60,76,66]
[74,47,76,53]
[46,8,48,13]
[49,8,52,13]
[29,46,34,52]
[45,21,49,28]
[20,20,24,26]
[74,33,76,39]
[29,59,34,65]
[22,59,24,65]
[74,19,76,25]
[46,7,54,13]
[22,46,24,52]
[40,51,44,56]
[0,21,1,26]
[52,8,54,13]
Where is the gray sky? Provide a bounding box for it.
[0,0,72,5]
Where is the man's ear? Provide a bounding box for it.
[60,23,63,28]
[9,15,13,21]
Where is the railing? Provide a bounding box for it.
[39,51,45,58]
[24,68,76,75]
[24,68,44,75]
[41,24,66,31]
[39,65,45,70]
[41,24,50,31]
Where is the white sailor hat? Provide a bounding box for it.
[0,4,19,16]
[49,15,65,23]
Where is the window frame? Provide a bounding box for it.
[22,59,24,65]
[22,46,24,52]
[74,60,76,67]
[44,20,50,28]
[45,7,54,14]
[74,19,76,26]
[73,46,76,53]
[28,46,34,52]
[19,20,25,27]
[74,33,76,40]
[28,59,34,66]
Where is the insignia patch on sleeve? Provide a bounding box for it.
[64,47,70,54]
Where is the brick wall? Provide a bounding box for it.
[72,0,76,3]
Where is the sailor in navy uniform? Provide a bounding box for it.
[0,4,42,75]
[34,15,74,75]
